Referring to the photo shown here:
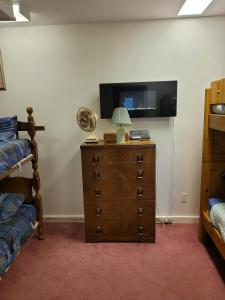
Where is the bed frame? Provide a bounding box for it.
[0,107,45,280]
[200,79,225,259]
[0,107,45,238]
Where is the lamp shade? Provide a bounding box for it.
[111,107,132,126]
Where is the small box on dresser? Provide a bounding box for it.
[80,140,156,242]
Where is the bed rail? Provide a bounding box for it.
[0,177,33,202]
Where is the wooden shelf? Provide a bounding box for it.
[208,114,225,132]
[0,154,34,181]
[202,211,225,259]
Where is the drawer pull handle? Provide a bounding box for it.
[93,170,101,180]
[217,89,220,95]
[92,155,100,165]
[96,226,102,235]
[137,154,144,163]
[95,188,101,197]
[138,208,144,216]
[95,207,102,216]
[138,226,144,236]
[137,187,144,197]
[137,170,144,179]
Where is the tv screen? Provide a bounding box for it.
[99,81,177,118]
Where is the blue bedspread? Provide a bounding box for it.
[0,204,36,278]
[0,139,31,175]
[208,198,225,242]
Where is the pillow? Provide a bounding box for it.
[208,197,225,212]
[0,116,18,141]
[0,193,25,221]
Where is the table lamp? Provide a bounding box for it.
[111,107,132,144]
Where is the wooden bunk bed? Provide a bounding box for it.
[0,107,45,280]
[200,78,225,259]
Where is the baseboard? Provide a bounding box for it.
[44,214,199,223]
[160,215,199,223]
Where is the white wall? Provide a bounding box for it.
[0,17,225,219]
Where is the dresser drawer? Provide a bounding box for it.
[82,164,154,182]
[83,183,155,201]
[80,141,156,242]
[81,148,155,166]
[82,165,155,200]
[84,200,155,222]
[85,220,155,242]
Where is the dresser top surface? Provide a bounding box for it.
[80,140,156,149]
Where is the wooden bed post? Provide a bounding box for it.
[199,89,211,242]
[27,107,44,240]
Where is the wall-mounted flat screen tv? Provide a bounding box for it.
[99,80,177,118]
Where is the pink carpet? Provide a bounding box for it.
[0,223,224,300]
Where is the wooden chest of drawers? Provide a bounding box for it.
[80,140,156,242]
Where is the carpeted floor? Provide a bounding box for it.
[0,223,224,300]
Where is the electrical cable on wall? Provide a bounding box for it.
[169,117,176,218]
[155,117,175,226]
[155,147,165,228]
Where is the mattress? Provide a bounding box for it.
[208,198,225,242]
[0,204,36,278]
[0,139,31,175]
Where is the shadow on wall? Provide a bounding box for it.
[38,132,84,216]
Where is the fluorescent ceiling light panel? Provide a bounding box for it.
[13,1,30,21]
[178,0,214,16]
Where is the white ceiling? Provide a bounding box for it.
[2,0,225,26]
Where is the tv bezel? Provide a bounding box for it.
[99,80,177,119]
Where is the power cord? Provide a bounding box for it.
[155,117,175,227]
[155,147,165,229]
[169,117,176,217]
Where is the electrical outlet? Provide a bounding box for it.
[181,192,188,203]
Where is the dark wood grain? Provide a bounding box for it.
[84,200,155,221]
[81,148,155,166]
[81,141,156,242]
[82,164,155,201]
[18,121,45,132]
[0,177,33,202]
[85,219,155,242]
[26,107,44,240]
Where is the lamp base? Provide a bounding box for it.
[117,127,125,144]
